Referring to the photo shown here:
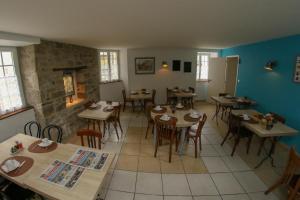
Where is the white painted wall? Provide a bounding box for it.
[127,48,199,104]
[0,108,36,142]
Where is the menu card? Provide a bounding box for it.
[68,148,108,170]
[40,160,84,189]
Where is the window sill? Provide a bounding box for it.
[0,106,33,120]
[100,80,121,84]
[196,79,211,83]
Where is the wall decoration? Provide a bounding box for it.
[184,62,192,73]
[172,60,181,71]
[294,56,300,83]
[135,57,155,74]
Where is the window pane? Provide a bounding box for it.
[4,66,15,77]
[0,50,23,114]
[2,51,13,65]
[100,52,110,81]
[110,52,119,80]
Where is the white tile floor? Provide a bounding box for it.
[78,103,283,200]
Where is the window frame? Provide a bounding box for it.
[0,47,26,115]
[196,52,210,81]
[99,50,120,83]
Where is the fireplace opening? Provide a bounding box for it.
[63,70,86,108]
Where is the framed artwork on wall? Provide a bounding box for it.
[294,56,300,83]
[172,60,181,71]
[135,57,155,74]
[184,62,192,73]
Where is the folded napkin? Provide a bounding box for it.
[1,159,20,173]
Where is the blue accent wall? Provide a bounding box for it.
[220,35,300,151]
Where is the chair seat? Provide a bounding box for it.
[188,130,197,136]
[190,123,199,132]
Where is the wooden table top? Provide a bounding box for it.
[129,90,152,100]
[151,106,200,128]
[0,134,115,200]
[78,101,118,121]
[231,109,298,138]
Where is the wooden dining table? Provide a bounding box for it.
[231,109,298,168]
[78,101,118,137]
[151,105,200,154]
[211,96,255,125]
[0,134,115,200]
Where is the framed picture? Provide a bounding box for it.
[184,62,192,73]
[293,56,300,83]
[135,57,155,74]
[172,60,181,71]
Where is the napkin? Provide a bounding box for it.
[1,159,20,173]
[160,114,170,121]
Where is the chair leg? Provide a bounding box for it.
[265,178,284,195]
[123,102,126,112]
[246,134,253,154]
[118,120,123,133]
[145,122,150,139]
[113,121,119,140]
[231,136,240,156]
[221,130,231,146]
[194,138,198,158]
[257,138,266,156]
[175,134,179,152]
[199,135,202,151]
[169,135,173,163]
[154,133,159,158]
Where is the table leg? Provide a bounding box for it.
[212,102,220,125]
[255,136,278,169]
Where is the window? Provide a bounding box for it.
[100,50,120,82]
[196,53,209,80]
[0,48,24,114]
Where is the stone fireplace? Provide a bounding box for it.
[18,40,100,138]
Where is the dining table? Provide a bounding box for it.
[0,134,115,200]
[231,109,298,168]
[78,101,119,139]
[150,105,201,155]
[211,96,255,125]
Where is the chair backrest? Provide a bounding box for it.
[270,112,286,124]
[112,104,121,120]
[188,87,195,93]
[42,125,63,143]
[24,121,41,138]
[152,89,156,103]
[281,148,300,186]
[154,115,177,139]
[77,129,102,149]
[145,102,155,121]
[228,114,242,136]
[122,89,126,100]
[194,113,207,137]
[219,93,229,97]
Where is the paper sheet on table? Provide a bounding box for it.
[67,148,108,170]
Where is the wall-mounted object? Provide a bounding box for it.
[172,60,181,71]
[135,57,155,74]
[184,62,192,73]
[161,61,168,69]
[293,56,300,83]
[264,61,276,71]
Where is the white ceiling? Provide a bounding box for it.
[0,0,299,49]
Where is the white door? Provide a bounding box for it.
[225,56,239,96]
[207,57,226,103]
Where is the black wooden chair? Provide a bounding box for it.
[221,113,253,156]
[42,125,63,143]
[24,121,42,138]
[122,89,135,112]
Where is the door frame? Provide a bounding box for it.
[225,55,240,96]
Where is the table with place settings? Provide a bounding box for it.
[150,105,202,155]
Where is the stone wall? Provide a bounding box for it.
[18,40,100,137]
